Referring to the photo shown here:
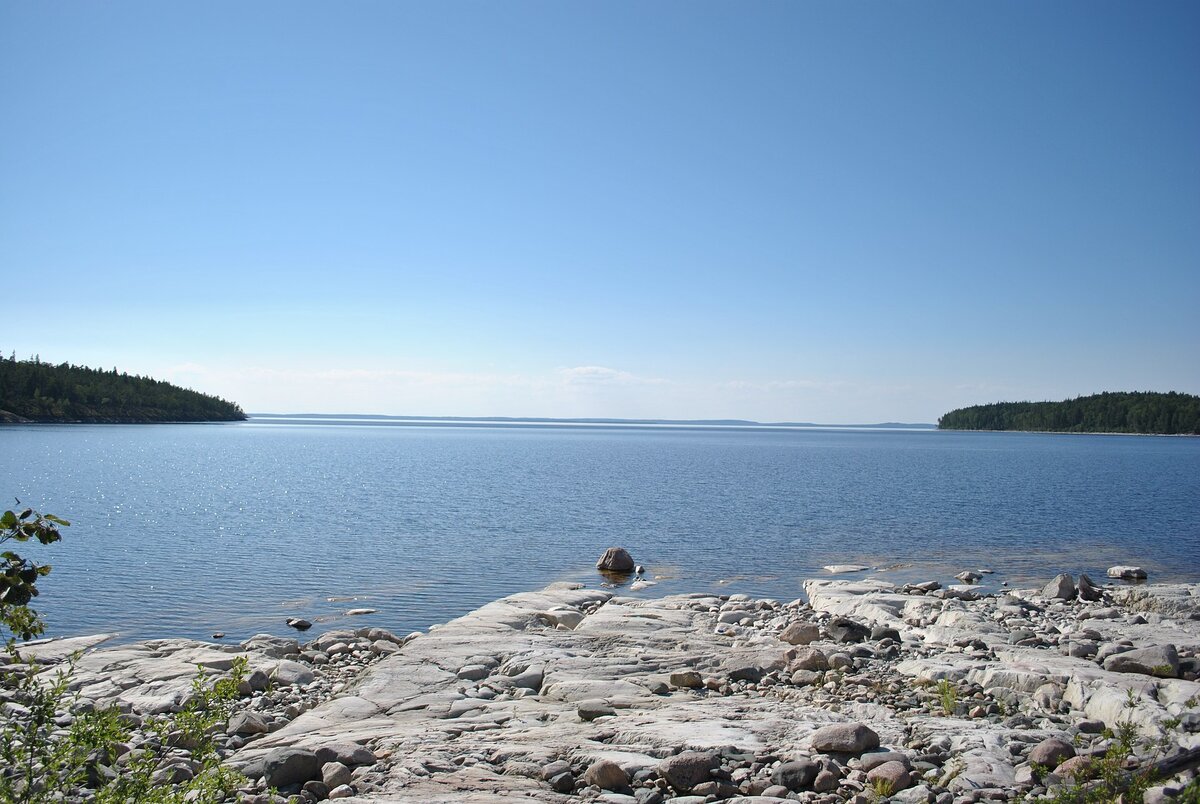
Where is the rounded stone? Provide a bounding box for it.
[657,750,719,792]
[810,722,880,755]
[322,761,353,788]
[770,758,818,791]
[779,621,820,645]
[1029,737,1075,770]
[583,759,628,790]
[866,760,911,793]
[790,647,829,672]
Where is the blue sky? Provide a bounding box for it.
[2,1,1197,422]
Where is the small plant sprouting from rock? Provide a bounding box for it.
[868,776,895,800]
[1046,688,1184,803]
[0,653,248,803]
[936,678,957,716]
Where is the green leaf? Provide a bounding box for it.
[44,515,70,526]
[0,511,16,529]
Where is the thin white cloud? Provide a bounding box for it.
[558,366,667,386]
[716,378,848,393]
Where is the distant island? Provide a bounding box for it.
[0,355,245,423]
[939,391,1200,435]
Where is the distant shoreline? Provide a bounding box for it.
[937,426,1198,438]
[249,413,938,430]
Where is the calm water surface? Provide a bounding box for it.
[1,420,1197,642]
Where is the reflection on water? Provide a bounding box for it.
[0,422,1196,643]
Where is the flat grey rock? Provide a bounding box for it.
[26,577,1200,803]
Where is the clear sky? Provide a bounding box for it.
[2,2,1197,423]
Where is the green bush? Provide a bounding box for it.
[0,503,246,802]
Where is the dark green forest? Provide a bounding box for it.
[938,392,1200,435]
[0,355,245,423]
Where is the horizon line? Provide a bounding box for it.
[247,412,939,429]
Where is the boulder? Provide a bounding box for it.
[1055,755,1092,779]
[457,664,490,681]
[577,699,615,721]
[825,618,871,643]
[541,760,570,780]
[1102,644,1179,677]
[302,781,330,800]
[1077,573,1102,601]
[261,747,321,787]
[322,761,353,788]
[583,759,628,790]
[866,760,911,792]
[669,670,703,689]
[315,742,377,767]
[271,660,315,687]
[790,668,821,685]
[1028,737,1075,770]
[728,663,763,683]
[870,625,901,642]
[1042,573,1076,600]
[810,722,880,754]
[657,750,719,792]
[955,571,982,584]
[239,635,299,657]
[226,711,270,736]
[596,547,635,572]
[860,751,911,772]
[770,759,819,791]
[779,621,820,645]
[812,768,840,792]
[548,771,574,792]
[1107,566,1147,580]
[789,647,829,672]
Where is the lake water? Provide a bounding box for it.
[1,419,1197,643]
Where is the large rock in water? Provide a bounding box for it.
[596,547,635,572]
[1108,565,1148,580]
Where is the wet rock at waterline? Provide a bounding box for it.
[1108,565,1149,580]
[596,546,635,572]
[1042,572,1076,600]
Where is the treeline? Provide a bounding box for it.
[0,355,245,423]
[938,392,1200,435]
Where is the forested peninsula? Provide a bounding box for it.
[938,391,1200,435]
[0,356,245,423]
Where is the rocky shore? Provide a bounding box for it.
[9,570,1200,803]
